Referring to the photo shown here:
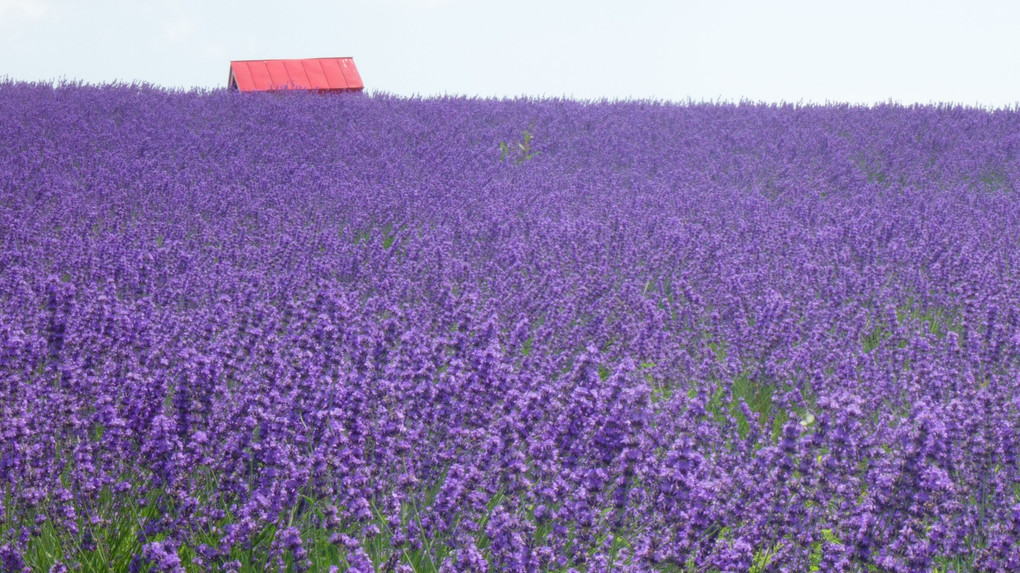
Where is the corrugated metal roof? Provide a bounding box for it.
[228,57,364,92]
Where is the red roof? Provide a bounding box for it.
[228,57,363,92]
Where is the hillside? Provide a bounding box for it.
[2,83,1020,571]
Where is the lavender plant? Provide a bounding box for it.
[2,82,1020,572]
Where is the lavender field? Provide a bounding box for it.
[2,83,1020,572]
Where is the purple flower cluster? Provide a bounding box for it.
[2,82,1020,571]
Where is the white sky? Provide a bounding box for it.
[1,0,1018,106]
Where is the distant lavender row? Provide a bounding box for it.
[2,82,1020,572]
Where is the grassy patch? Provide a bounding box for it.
[498,124,540,164]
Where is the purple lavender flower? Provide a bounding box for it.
[4,82,1020,570]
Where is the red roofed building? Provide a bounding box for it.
[228,57,364,93]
